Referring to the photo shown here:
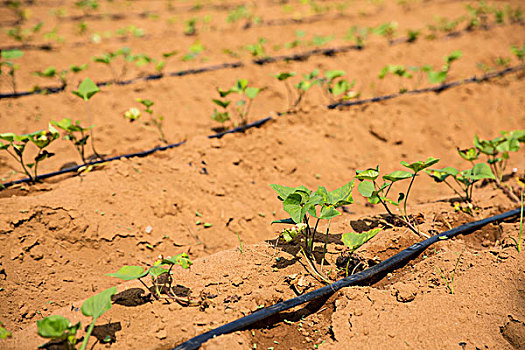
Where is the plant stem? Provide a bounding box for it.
[79,317,98,350]
[299,246,330,284]
[443,179,466,201]
[519,188,523,253]
[320,220,331,271]
[85,102,101,159]
[402,174,416,222]
[284,81,294,110]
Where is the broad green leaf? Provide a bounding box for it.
[211,110,230,123]
[496,138,520,153]
[283,193,303,223]
[445,50,462,64]
[0,321,11,339]
[270,184,311,201]
[313,186,330,204]
[35,150,54,162]
[136,98,154,108]
[473,135,498,155]
[37,315,79,340]
[217,88,234,98]
[81,287,117,320]
[469,162,495,180]
[0,132,17,142]
[245,87,259,99]
[72,78,99,101]
[400,157,439,173]
[328,179,355,206]
[148,266,168,278]
[106,265,147,280]
[382,170,413,182]
[342,228,382,253]
[425,167,459,182]
[212,99,230,108]
[427,70,447,83]
[1,50,23,60]
[355,167,379,181]
[358,181,375,197]
[235,79,248,92]
[319,206,341,220]
[325,70,345,82]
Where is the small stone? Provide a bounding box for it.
[393,282,417,303]
[498,251,509,259]
[156,329,167,340]
[145,226,153,234]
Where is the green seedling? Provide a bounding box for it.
[506,176,524,252]
[342,228,382,275]
[426,163,495,203]
[0,320,11,339]
[0,49,23,94]
[154,51,178,75]
[284,30,306,49]
[310,35,334,46]
[227,5,252,23]
[244,38,267,58]
[7,22,43,43]
[293,70,321,108]
[406,29,420,43]
[271,180,355,283]
[344,26,368,48]
[273,71,296,110]
[426,16,462,38]
[436,251,463,294]
[79,287,117,350]
[72,78,101,159]
[378,65,412,92]
[37,315,80,349]
[211,79,260,127]
[423,50,462,84]
[43,27,65,44]
[182,41,205,61]
[33,66,69,89]
[357,157,440,238]
[51,118,92,163]
[92,47,135,83]
[126,98,167,143]
[184,17,197,35]
[511,44,525,63]
[75,0,99,14]
[0,126,59,182]
[373,22,398,44]
[321,70,358,102]
[466,2,492,29]
[107,253,192,302]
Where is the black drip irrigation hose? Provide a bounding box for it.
[173,207,521,350]
[0,116,273,189]
[328,65,524,109]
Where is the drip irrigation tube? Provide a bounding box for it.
[328,65,524,109]
[173,207,521,350]
[0,116,272,189]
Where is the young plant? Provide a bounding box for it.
[243,38,267,58]
[33,66,68,89]
[321,70,358,103]
[344,26,368,48]
[184,17,197,36]
[106,253,192,302]
[92,47,134,83]
[72,78,101,158]
[273,71,296,110]
[182,41,205,62]
[284,30,306,49]
[0,126,59,181]
[422,50,462,84]
[0,320,11,339]
[436,251,463,294]
[293,70,321,108]
[426,163,495,204]
[79,287,117,350]
[511,44,525,63]
[373,22,398,44]
[357,157,440,238]
[271,180,356,282]
[37,315,80,349]
[406,29,420,43]
[154,51,178,76]
[0,49,23,94]
[211,79,260,127]
[51,118,92,163]
[125,98,167,143]
[378,65,413,92]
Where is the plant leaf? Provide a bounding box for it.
[72,78,99,101]
[382,170,413,182]
[81,287,117,320]
[106,266,147,280]
[400,157,439,173]
[342,228,382,253]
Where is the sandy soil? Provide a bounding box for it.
[0,0,524,349]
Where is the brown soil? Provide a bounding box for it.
[1,0,525,349]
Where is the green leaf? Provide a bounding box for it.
[37,315,79,340]
[81,287,117,320]
[0,321,11,339]
[319,206,341,220]
[325,70,345,82]
[1,50,23,60]
[355,167,379,181]
[235,79,248,92]
[457,147,479,161]
[283,193,304,224]
[271,218,295,225]
[106,265,147,280]
[425,167,459,182]
[211,110,230,123]
[328,179,355,207]
[382,170,413,182]
[358,181,375,197]
[245,87,260,99]
[270,184,310,201]
[136,98,154,108]
[217,88,234,98]
[161,253,192,269]
[445,50,462,64]
[212,99,230,108]
[342,228,382,253]
[274,72,295,81]
[148,266,168,278]
[72,78,99,101]
[427,70,447,83]
[473,135,498,155]
[400,157,439,173]
[469,162,495,180]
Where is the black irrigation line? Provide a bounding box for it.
[0,116,272,189]
[173,207,521,350]
[328,65,524,109]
